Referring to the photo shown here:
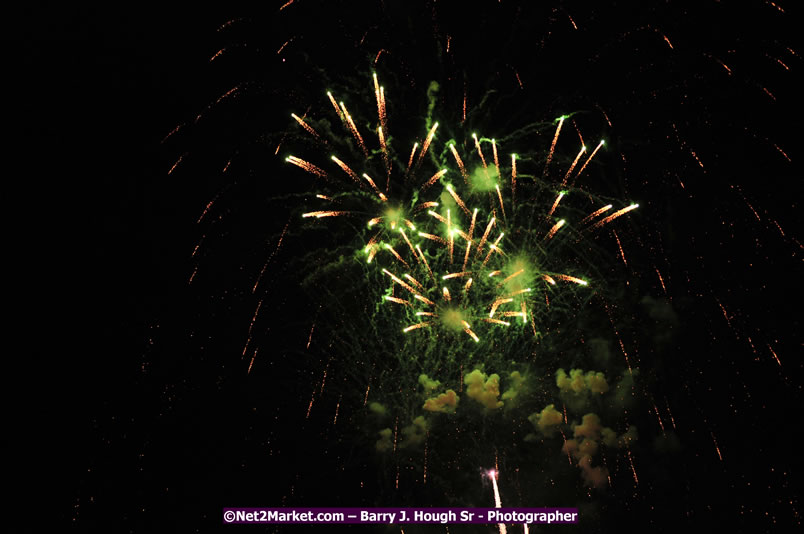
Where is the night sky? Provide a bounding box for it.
[21,2,801,532]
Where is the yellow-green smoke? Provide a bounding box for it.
[399,416,428,449]
[528,404,563,437]
[561,413,639,488]
[464,369,503,410]
[556,368,610,395]
[368,402,387,416]
[418,373,442,392]
[501,371,526,403]
[423,389,459,413]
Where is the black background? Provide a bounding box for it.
[11,2,801,532]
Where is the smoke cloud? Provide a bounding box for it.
[464,369,503,410]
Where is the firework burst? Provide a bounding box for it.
[287,75,637,356]
[57,2,804,533]
[264,74,653,515]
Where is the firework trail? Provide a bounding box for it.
[488,469,507,534]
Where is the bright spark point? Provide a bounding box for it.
[500,269,524,285]
[403,323,431,333]
[449,143,469,184]
[287,155,327,178]
[403,273,424,290]
[547,192,566,218]
[461,321,480,342]
[543,115,565,175]
[489,298,513,318]
[475,217,496,258]
[581,204,613,225]
[446,184,471,216]
[489,469,506,534]
[362,173,388,201]
[416,121,439,168]
[406,142,419,172]
[331,155,361,184]
[571,139,606,186]
[586,203,639,231]
[544,219,566,241]
[421,169,448,192]
[418,231,447,245]
[556,274,588,286]
[472,133,488,169]
[414,294,435,306]
[302,210,350,218]
[339,101,368,156]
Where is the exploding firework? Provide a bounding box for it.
[143,2,801,532]
[276,73,646,512]
[288,75,637,347]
